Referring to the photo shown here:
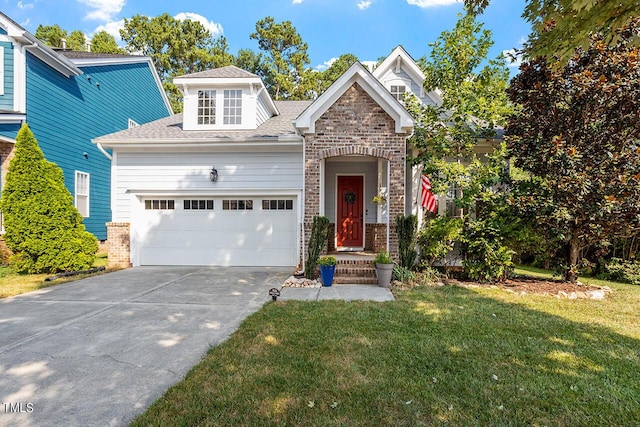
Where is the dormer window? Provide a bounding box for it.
[198,90,216,125]
[390,85,406,101]
[223,89,242,125]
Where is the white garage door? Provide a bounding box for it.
[137,197,297,266]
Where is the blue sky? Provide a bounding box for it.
[3,0,530,74]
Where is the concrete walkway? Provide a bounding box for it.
[0,267,393,427]
[278,284,395,302]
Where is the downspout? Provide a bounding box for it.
[96,142,113,160]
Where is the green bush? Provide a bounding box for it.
[396,214,418,270]
[392,265,415,282]
[0,124,98,273]
[417,216,464,268]
[600,258,640,285]
[305,215,330,278]
[461,218,514,283]
[317,255,336,266]
[374,250,393,264]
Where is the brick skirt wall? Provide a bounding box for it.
[106,222,131,269]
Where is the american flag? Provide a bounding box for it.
[421,175,437,213]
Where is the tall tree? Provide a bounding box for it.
[67,30,87,51]
[410,14,511,205]
[34,24,67,48]
[506,18,640,282]
[409,14,513,281]
[120,13,234,112]
[0,124,98,273]
[250,16,312,100]
[319,53,359,93]
[464,0,639,61]
[90,31,125,54]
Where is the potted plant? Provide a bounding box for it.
[317,255,337,287]
[374,251,394,288]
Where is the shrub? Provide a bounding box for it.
[396,214,418,270]
[0,124,98,273]
[305,215,330,278]
[392,265,415,282]
[461,218,514,283]
[417,216,464,268]
[600,258,640,285]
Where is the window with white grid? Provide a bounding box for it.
[223,89,242,125]
[75,171,90,217]
[198,90,216,125]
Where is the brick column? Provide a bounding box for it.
[106,222,131,269]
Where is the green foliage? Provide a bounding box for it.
[418,216,464,268]
[91,31,125,54]
[465,0,639,63]
[250,17,316,100]
[408,14,511,244]
[395,214,418,270]
[34,24,67,48]
[305,216,329,279]
[507,18,640,282]
[0,124,98,273]
[374,251,393,265]
[319,53,359,93]
[67,30,86,51]
[120,13,234,112]
[461,217,514,282]
[392,265,415,282]
[317,255,336,266]
[600,258,640,286]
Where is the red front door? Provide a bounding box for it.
[336,175,364,248]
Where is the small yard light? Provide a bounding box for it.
[209,166,218,182]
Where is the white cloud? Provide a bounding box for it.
[406,0,462,7]
[93,19,125,42]
[315,57,338,71]
[357,0,373,9]
[503,37,527,68]
[174,12,223,36]
[78,0,125,21]
[292,0,303,3]
[17,1,35,10]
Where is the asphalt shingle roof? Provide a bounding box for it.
[94,100,312,143]
[179,66,260,79]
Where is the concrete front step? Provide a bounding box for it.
[334,276,379,285]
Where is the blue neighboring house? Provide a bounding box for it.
[0,12,172,240]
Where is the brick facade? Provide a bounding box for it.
[304,82,407,260]
[106,222,131,269]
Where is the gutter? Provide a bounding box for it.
[96,142,113,160]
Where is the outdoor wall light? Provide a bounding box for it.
[210,166,218,182]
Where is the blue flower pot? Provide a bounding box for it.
[319,265,335,287]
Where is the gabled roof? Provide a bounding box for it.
[373,45,443,106]
[373,45,426,87]
[295,62,414,134]
[0,12,81,77]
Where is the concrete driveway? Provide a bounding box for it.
[0,266,290,427]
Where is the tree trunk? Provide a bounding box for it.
[566,231,580,283]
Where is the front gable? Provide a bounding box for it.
[295,62,413,135]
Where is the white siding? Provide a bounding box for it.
[112,150,303,222]
[256,96,271,127]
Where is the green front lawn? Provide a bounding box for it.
[0,253,108,298]
[133,273,640,426]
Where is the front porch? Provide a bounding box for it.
[328,250,378,285]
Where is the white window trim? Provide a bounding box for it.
[75,171,90,217]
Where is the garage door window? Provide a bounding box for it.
[184,200,214,210]
[222,199,253,210]
[145,199,175,210]
[262,199,293,210]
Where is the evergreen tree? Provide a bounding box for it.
[0,124,98,273]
